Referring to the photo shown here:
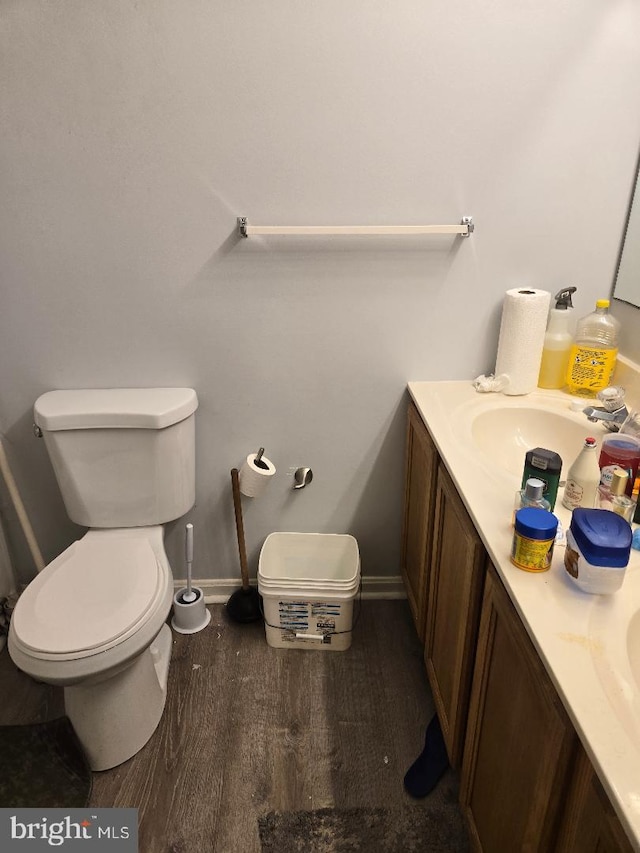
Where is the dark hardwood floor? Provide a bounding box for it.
[0,600,462,852]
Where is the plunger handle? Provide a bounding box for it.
[231,468,250,591]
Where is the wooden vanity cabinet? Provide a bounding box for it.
[401,401,636,852]
[400,400,439,642]
[555,746,635,853]
[424,464,485,768]
[460,565,577,852]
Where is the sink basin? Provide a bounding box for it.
[628,610,640,694]
[446,389,608,484]
[467,403,607,479]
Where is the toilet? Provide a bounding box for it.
[8,387,198,771]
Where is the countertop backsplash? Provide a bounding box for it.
[614,355,640,413]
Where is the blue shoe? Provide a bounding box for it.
[403,714,449,798]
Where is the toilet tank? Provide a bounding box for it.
[34,388,198,528]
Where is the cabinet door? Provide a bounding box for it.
[424,464,485,768]
[400,400,439,642]
[555,745,635,853]
[460,566,577,853]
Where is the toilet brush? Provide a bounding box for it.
[171,523,211,634]
[226,467,262,623]
[182,524,197,603]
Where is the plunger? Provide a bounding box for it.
[226,467,262,623]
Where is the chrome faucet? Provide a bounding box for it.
[582,386,629,432]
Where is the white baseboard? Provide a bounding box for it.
[173,575,406,604]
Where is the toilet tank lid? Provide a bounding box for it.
[34,388,198,431]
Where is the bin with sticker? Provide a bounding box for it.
[257,532,360,651]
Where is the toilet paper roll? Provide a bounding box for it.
[494,288,551,395]
[238,453,276,497]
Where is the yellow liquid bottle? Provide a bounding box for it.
[539,347,571,389]
[565,299,620,398]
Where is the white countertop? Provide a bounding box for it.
[408,380,640,850]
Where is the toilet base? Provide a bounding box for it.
[64,624,173,771]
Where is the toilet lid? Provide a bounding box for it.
[13,537,163,657]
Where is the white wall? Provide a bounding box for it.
[0,517,16,599]
[2,1,640,585]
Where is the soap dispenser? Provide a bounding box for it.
[538,287,576,390]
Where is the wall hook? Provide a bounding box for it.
[293,467,313,489]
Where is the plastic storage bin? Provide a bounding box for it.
[257,532,360,651]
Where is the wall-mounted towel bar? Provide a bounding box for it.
[237,216,474,238]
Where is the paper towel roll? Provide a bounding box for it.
[494,288,551,395]
[238,452,276,497]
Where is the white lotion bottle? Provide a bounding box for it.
[562,437,601,510]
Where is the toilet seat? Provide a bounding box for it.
[12,534,166,661]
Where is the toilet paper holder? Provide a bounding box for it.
[238,447,276,498]
[293,467,313,489]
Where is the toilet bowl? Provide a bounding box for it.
[9,526,174,771]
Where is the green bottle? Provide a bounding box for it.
[521,448,562,511]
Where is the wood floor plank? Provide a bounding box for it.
[0,645,65,724]
[0,601,463,853]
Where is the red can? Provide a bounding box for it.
[598,434,640,496]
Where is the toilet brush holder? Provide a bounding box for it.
[171,586,211,634]
[172,522,210,634]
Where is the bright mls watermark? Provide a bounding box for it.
[0,809,137,850]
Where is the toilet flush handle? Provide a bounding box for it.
[33,424,43,438]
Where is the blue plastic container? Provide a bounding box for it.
[564,508,632,594]
[511,507,558,572]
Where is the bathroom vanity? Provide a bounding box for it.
[401,380,640,852]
